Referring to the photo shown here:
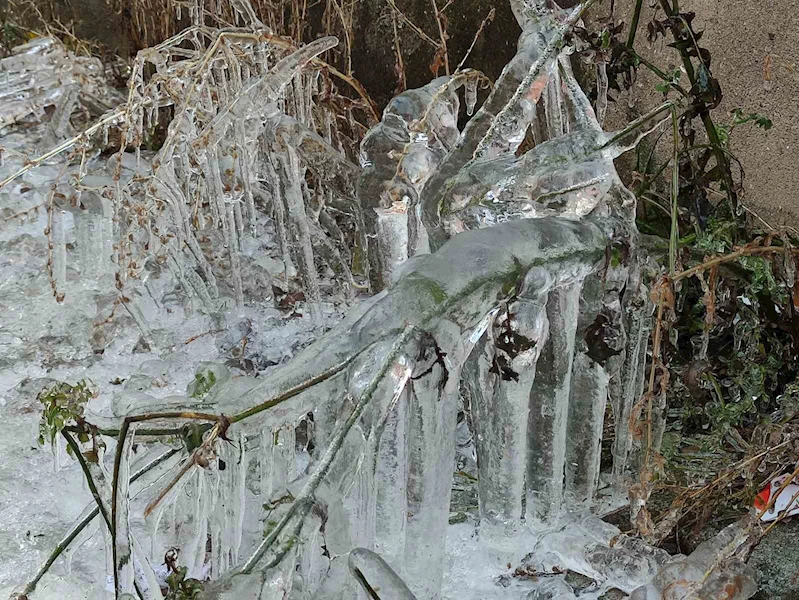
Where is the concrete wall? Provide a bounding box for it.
[596,0,799,227]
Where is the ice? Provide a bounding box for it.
[348,548,418,600]
[0,37,120,131]
[0,0,690,598]
[462,267,553,525]
[357,76,461,287]
[629,518,758,599]
[525,578,578,600]
[527,515,670,593]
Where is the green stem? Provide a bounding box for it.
[61,431,112,531]
[631,51,690,97]
[228,348,370,425]
[627,0,644,48]
[670,106,680,275]
[658,0,737,212]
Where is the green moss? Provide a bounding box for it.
[407,274,449,305]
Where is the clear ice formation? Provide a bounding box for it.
[0,1,757,599]
[0,37,121,132]
[629,518,758,600]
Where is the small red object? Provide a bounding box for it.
[755,474,799,522]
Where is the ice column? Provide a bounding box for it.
[526,278,582,519]
[464,267,552,524]
[404,333,458,600]
[564,273,612,504]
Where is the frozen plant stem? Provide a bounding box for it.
[20,448,178,596]
[240,325,416,573]
[61,431,112,530]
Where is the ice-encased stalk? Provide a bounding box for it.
[374,385,411,574]
[404,336,458,600]
[564,352,609,503]
[114,424,137,595]
[374,207,409,284]
[277,144,321,310]
[464,267,552,524]
[349,548,418,600]
[526,279,582,520]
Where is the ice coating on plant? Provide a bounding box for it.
[357,75,463,285]
[0,37,120,132]
[348,548,418,600]
[524,515,672,593]
[0,0,693,598]
[628,517,758,600]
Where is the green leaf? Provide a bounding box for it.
[37,380,96,453]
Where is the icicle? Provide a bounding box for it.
[233,201,245,250]
[259,161,296,278]
[75,194,108,279]
[596,61,609,126]
[234,120,257,235]
[374,385,411,574]
[121,297,155,349]
[261,422,296,500]
[51,208,68,294]
[545,65,565,139]
[464,267,552,525]
[403,333,458,600]
[208,430,246,577]
[62,506,102,575]
[612,277,652,482]
[226,203,245,308]
[564,353,610,504]
[115,424,138,596]
[526,278,582,520]
[465,77,478,117]
[184,467,211,579]
[131,534,165,600]
[277,144,321,310]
